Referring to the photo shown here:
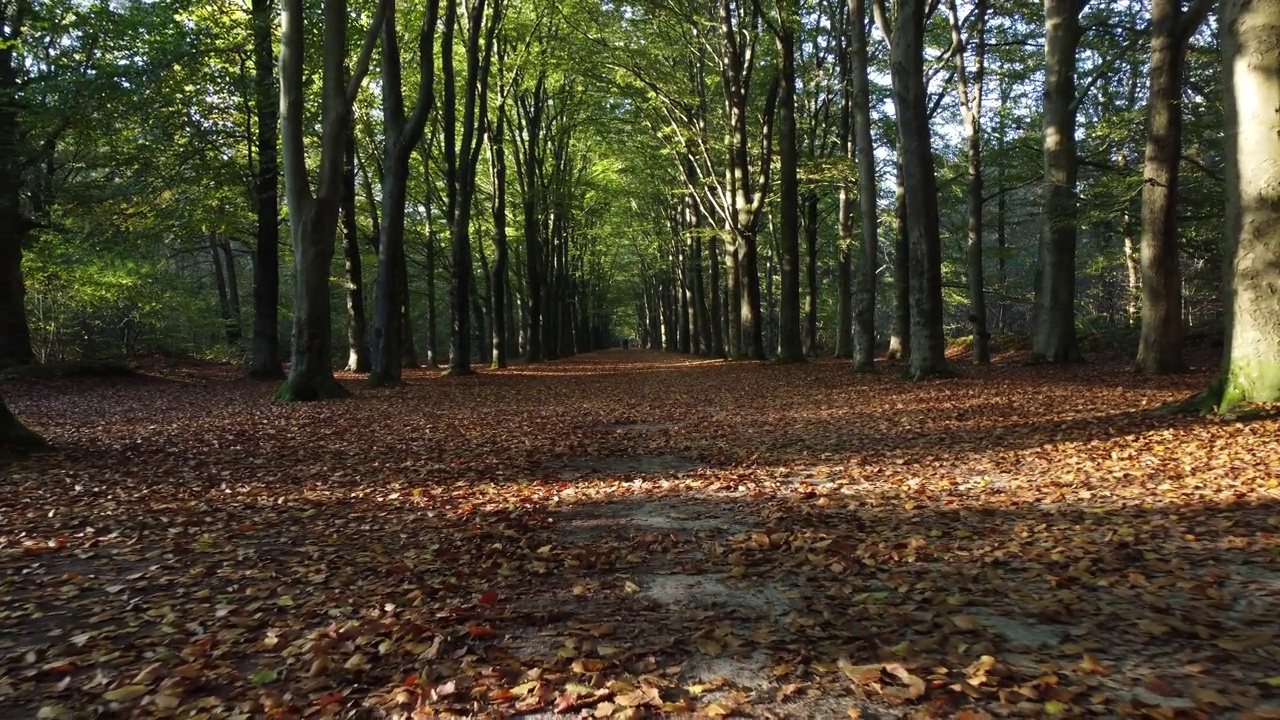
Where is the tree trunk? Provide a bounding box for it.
[0,392,45,453]
[342,128,370,372]
[275,0,383,400]
[725,232,742,357]
[220,240,243,342]
[209,232,236,344]
[249,0,283,379]
[0,0,32,368]
[1201,0,1280,411]
[489,108,509,368]
[775,0,804,364]
[949,0,989,364]
[1136,0,1210,373]
[850,0,878,369]
[886,160,910,360]
[803,191,819,357]
[1033,0,1083,363]
[708,227,725,357]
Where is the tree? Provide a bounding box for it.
[442,0,501,376]
[1197,0,1280,411]
[874,0,948,379]
[772,0,805,363]
[275,0,386,400]
[1134,0,1215,374]
[368,0,440,387]
[1,0,35,368]
[947,0,990,364]
[248,0,284,379]
[1033,0,1084,363]
[848,0,878,370]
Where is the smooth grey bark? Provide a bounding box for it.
[878,0,947,379]
[850,0,878,369]
[276,0,385,401]
[718,0,777,360]
[341,128,369,372]
[368,0,438,386]
[803,191,819,357]
[947,0,989,364]
[1,0,34,368]
[1199,0,1280,411]
[442,0,500,376]
[886,157,910,360]
[1032,0,1084,363]
[708,225,725,357]
[487,104,509,368]
[1135,0,1214,373]
[514,74,546,363]
[249,0,283,379]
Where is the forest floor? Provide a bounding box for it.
[2,349,1279,719]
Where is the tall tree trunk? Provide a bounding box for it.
[1199,0,1280,411]
[488,108,509,368]
[443,0,500,376]
[775,0,804,363]
[220,240,243,342]
[0,0,33,368]
[1123,229,1140,325]
[690,199,710,355]
[370,0,437,385]
[423,179,440,367]
[886,157,911,360]
[708,228,725,357]
[883,0,947,380]
[803,191,819,356]
[249,0,283,379]
[948,0,989,364]
[1136,0,1212,373]
[342,128,370,372]
[850,0,878,369]
[209,232,235,344]
[276,0,385,401]
[1033,0,1083,363]
[725,232,742,357]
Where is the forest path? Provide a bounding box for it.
[2,350,1279,718]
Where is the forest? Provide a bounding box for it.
[2,0,1280,716]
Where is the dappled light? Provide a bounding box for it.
[3,352,1278,717]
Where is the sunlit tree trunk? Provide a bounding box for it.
[885,0,947,380]
[850,0,878,369]
[1200,0,1280,411]
[948,0,989,364]
[886,157,910,361]
[1033,0,1083,363]
[341,128,370,372]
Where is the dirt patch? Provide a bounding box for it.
[638,573,792,617]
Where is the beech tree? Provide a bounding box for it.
[275,0,386,400]
[367,0,440,387]
[247,0,283,379]
[1134,0,1215,374]
[1199,0,1280,411]
[874,0,948,379]
[1,0,36,368]
[0,392,44,452]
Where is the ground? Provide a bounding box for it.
[2,350,1278,719]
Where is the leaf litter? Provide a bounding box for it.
[2,349,1279,718]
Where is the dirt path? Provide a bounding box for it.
[2,351,1278,718]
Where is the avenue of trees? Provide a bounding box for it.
[1,0,1279,444]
